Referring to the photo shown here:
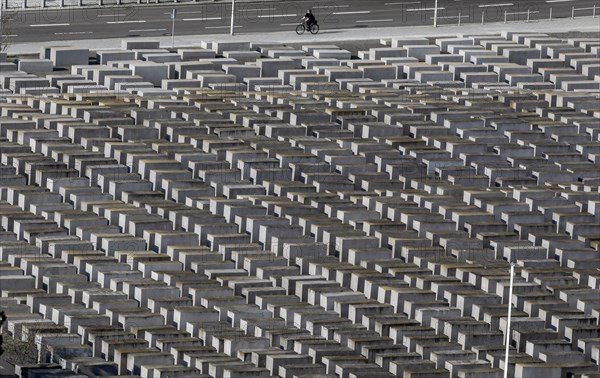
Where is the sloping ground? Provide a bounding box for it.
[0,31,599,378]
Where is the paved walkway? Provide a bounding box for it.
[6,15,599,54]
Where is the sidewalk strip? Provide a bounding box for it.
[407,7,444,11]
[183,17,222,21]
[129,28,167,32]
[55,31,93,35]
[107,20,146,24]
[333,11,371,15]
[205,25,241,29]
[257,14,297,18]
[356,19,394,23]
[478,3,513,7]
[31,23,70,27]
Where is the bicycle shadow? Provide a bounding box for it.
[310,30,343,35]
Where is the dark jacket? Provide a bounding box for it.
[305,12,316,23]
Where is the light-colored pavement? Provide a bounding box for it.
[5,14,600,54]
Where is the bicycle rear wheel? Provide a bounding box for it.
[309,24,319,34]
[296,24,305,35]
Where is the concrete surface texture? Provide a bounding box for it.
[0,16,600,378]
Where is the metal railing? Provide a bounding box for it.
[572,4,597,19]
[2,0,201,9]
[431,12,469,27]
[504,9,539,23]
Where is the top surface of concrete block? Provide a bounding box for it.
[121,40,161,50]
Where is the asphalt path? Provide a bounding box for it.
[3,0,599,43]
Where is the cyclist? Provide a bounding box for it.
[302,9,317,29]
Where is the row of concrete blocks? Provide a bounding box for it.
[0,72,597,137]
[3,33,598,96]
[1,111,600,376]
[2,131,596,376]
[0,90,599,252]
[3,53,597,94]
[1,33,599,378]
[0,202,506,378]
[0,119,596,204]
[0,110,502,378]
[1,107,599,253]
[4,83,597,183]
[2,187,596,378]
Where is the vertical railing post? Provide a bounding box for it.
[458,11,461,26]
[504,10,507,23]
[481,10,485,24]
[571,6,575,19]
[549,7,552,21]
[0,0,3,46]
[593,4,597,18]
[526,9,530,22]
[230,0,235,35]
[171,9,175,48]
[433,0,438,27]
[503,263,515,378]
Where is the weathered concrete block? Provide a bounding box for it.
[50,48,90,66]
[121,40,160,50]
[406,45,441,61]
[426,54,464,65]
[195,73,236,87]
[17,59,53,73]
[0,62,17,73]
[212,41,251,54]
[224,64,261,83]
[436,38,473,53]
[9,77,50,93]
[361,65,397,81]
[96,50,136,64]
[177,48,216,60]
[392,37,430,48]
[416,71,454,83]
[144,53,182,64]
[129,62,169,86]
[503,48,541,65]
[561,80,600,91]
[258,58,301,77]
[369,48,407,60]
[223,50,261,62]
[312,49,351,60]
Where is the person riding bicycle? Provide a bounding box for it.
[303,9,317,29]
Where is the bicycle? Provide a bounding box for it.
[296,22,319,35]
